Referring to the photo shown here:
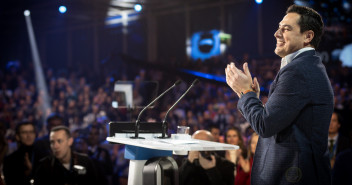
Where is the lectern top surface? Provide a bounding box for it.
[106,136,239,151]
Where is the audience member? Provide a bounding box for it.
[87,124,113,185]
[33,126,98,185]
[328,111,351,168]
[209,124,225,157]
[73,136,112,185]
[0,122,8,177]
[224,126,246,174]
[3,121,36,185]
[113,145,129,185]
[213,104,230,134]
[235,132,259,185]
[331,130,352,185]
[33,113,65,165]
[179,130,235,185]
[73,137,89,154]
[209,125,221,142]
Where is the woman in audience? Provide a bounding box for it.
[235,132,259,185]
[225,127,246,175]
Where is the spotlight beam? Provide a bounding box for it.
[24,10,51,128]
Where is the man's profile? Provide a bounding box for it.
[225,5,333,185]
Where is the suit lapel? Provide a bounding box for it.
[268,50,316,98]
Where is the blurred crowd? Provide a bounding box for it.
[0,52,351,185]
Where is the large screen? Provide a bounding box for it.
[187,30,231,61]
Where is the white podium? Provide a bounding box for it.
[107,134,239,185]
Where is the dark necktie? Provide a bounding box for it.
[329,139,334,153]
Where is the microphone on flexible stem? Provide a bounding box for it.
[130,80,182,139]
[158,79,199,138]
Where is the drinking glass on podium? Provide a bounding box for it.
[177,126,190,135]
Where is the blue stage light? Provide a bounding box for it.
[343,1,350,11]
[180,69,226,83]
[59,6,67,14]
[255,0,263,4]
[134,4,142,12]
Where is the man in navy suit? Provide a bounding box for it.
[225,5,333,185]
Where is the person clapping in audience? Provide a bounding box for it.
[235,132,259,185]
[224,126,246,175]
[3,122,36,185]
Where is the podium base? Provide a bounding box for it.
[125,145,174,185]
[128,160,147,185]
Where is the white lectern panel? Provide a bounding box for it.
[106,136,239,151]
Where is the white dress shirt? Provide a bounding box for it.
[280,47,315,69]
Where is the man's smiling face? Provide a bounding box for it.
[274,13,306,58]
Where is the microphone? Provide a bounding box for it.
[131,80,182,139]
[159,79,199,138]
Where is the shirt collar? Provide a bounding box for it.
[280,47,315,69]
[329,134,339,141]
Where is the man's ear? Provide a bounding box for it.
[68,137,74,146]
[304,30,314,46]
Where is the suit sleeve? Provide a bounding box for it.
[238,66,310,138]
[179,160,197,185]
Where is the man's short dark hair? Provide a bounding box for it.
[46,113,64,130]
[46,113,64,123]
[51,125,71,138]
[15,121,35,135]
[208,124,220,131]
[87,124,101,132]
[286,4,324,48]
[333,110,344,126]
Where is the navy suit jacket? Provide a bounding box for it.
[238,50,334,185]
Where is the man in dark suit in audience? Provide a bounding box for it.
[225,5,333,185]
[3,121,36,185]
[34,126,98,185]
[328,111,351,168]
